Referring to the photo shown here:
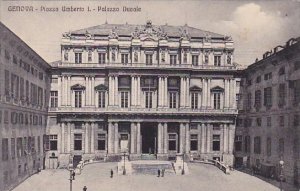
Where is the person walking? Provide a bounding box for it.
[161,169,165,177]
[157,169,161,177]
[110,169,113,178]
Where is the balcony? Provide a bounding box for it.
[52,62,237,71]
[48,106,238,115]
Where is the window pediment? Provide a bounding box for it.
[190,85,202,92]
[71,84,85,90]
[94,84,107,91]
[210,86,224,92]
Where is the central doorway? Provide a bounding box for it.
[141,123,157,154]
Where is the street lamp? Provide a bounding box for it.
[68,164,74,191]
[279,160,284,191]
[123,152,126,175]
[182,153,185,175]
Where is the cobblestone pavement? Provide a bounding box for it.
[13,162,280,191]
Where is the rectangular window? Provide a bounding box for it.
[2,139,9,161]
[235,135,242,152]
[168,134,177,151]
[17,138,23,158]
[264,72,272,80]
[145,54,153,65]
[50,91,58,108]
[279,116,284,127]
[278,83,286,107]
[264,87,272,107]
[49,135,57,151]
[98,91,106,108]
[11,138,15,159]
[279,138,284,156]
[145,91,153,108]
[267,137,272,156]
[213,93,221,109]
[5,70,10,101]
[191,92,199,109]
[74,134,82,150]
[294,80,300,104]
[212,135,220,151]
[214,55,221,66]
[98,53,106,64]
[87,51,92,62]
[244,136,251,153]
[256,76,261,83]
[294,115,299,127]
[190,134,198,151]
[75,53,82,64]
[37,136,41,153]
[121,54,129,64]
[75,91,82,108]
[97,134,106,150]
[267,117,272,127]
[254,90,261,109]
[74,122,82,129]
[247,93,252,110]
[121,91,129,108]
[170,55,177,65]
[256,118,262,127]
[192,55,199,66]
[169,92,177,109]
[254,136,261,154]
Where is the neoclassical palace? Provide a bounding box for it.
[47,21,240,167]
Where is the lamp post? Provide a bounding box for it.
[182,153,185,175]
[279,160,284,191]
[68,164,74,191]
[123,152,126,175]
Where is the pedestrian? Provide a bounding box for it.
[110,169,113,178]
[161,169,165,177]
[157,169,160,177]
[72,171,75,180]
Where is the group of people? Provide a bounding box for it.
[157,169,165,177]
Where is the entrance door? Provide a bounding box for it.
[120,134,129,152]
[141,123,157,154]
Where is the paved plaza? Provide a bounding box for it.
[13,162,283,191]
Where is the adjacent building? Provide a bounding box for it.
[234,37,300,185]
[0,22,51,191]
[46,21,240,168]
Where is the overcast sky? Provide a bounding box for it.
[1,0,300,66]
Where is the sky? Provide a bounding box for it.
[0,0,300,66]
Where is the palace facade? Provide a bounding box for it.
[0,22,51,191]
[234,37,300,184]
[47,21,240,168]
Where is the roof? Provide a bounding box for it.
[69,21,225,39]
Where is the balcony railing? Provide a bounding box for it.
[53,62,237,71]
[48,106,238,115]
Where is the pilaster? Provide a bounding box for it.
[61,123,65,153]
[185,123,190,153]
[108,122,114,154]
[130,122,136,154]
[157,123,163,154]
[114,122,119,153]
[163,123,168,154]
[136,122,141,154]
[91,122,95,153]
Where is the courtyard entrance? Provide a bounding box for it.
[141,122,157,154]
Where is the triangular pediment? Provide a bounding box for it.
[71,84,86,90]
[210,86,224,92]
[94,84,108,91]
[190,85,202,92]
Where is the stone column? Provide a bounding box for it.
[180,123,186,153]
[202,79,207,108]
[108,122,114,154]
[85,123,89,153]
[67,122,71,152]
[206,124,211,153]
[157,123,163,154]
[136,122,141,154]
[91,76,95,106]
[114,76,119,106]
[61,123,65,153]
[114,122,119,153]
[183,77,186,107]
[57,75,62,107]
[185,123,190,153]
[108,76,113,106]
[228,124,235,154]
[207,79,211,108]
[180,77,184,108]
[197,124,201,153]
[163,123,168,153]
[131,76,136,107]
[231,79,236,109]
[91,123,95,153]
[201,123,206,153]
[164,77,168,107]
[61,76,65,106]
[130,122,136,154]
[67,75,71,106]
[158,77,162,107]
[223,124,228,153]
[85,76,88,106]
[137,76,141,107]
[186,77,190,108]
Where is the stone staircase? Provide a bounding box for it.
[141,154,157,160]
[131,160,175,175]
